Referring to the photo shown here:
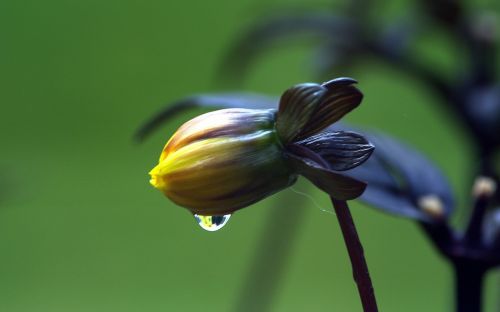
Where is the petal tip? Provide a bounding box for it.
[322,77,358,89]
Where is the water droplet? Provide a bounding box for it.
[194,214,231,232]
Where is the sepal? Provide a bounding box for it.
[287,144,366,200]
[295,130,374,171]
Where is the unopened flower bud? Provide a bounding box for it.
[147,78,370,218]
[149,108,296,215]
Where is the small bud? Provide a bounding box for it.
[418,195,445,220]
[472,176,497,198]
[149,108,296,215]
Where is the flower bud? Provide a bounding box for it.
[149,108,296,215]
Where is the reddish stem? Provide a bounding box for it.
[331,198,378,312]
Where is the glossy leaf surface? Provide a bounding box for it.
[338,126,455,222]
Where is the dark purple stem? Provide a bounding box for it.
[331,198,378,312]
[289,143,378,311]
[454,262,486,312]
[464,194,489,246]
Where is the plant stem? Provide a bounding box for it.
[331,198,378,312]
[464,194,489,246]
[454,262,486,312]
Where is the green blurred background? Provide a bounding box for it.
[1,0,499,311]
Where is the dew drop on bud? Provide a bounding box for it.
[194,214,231,232]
